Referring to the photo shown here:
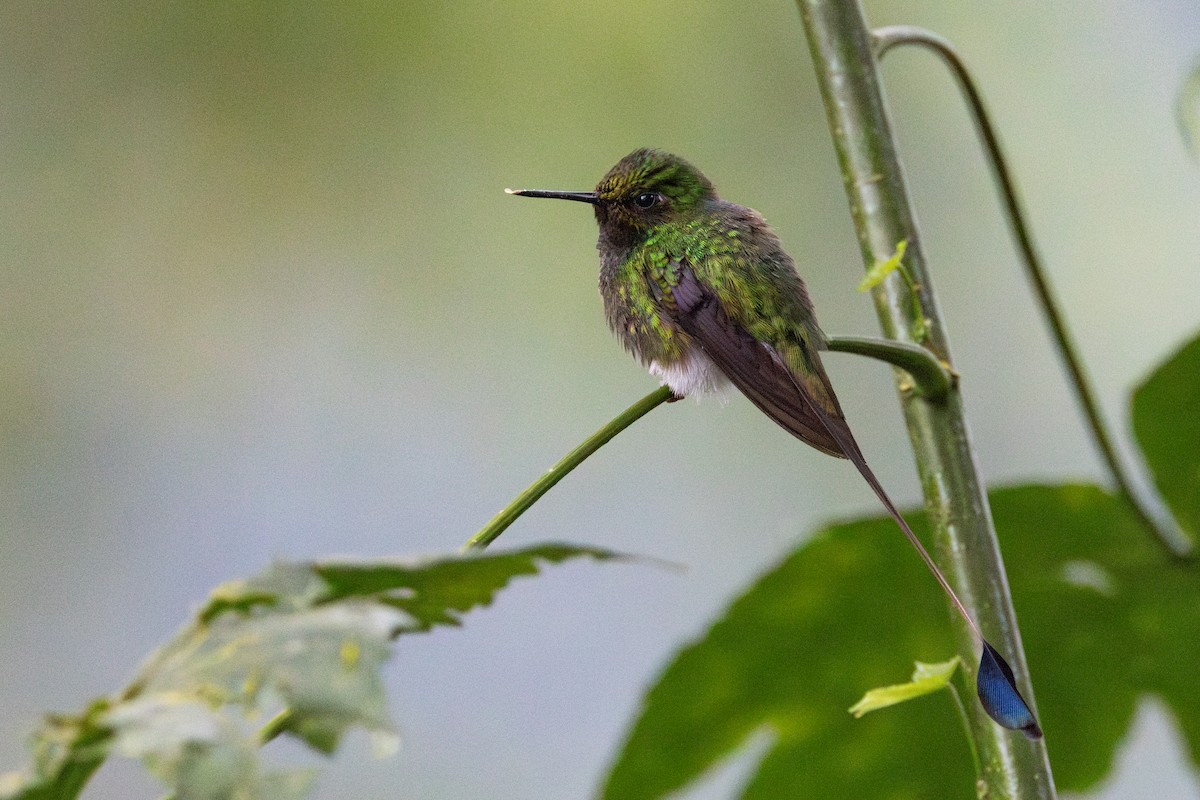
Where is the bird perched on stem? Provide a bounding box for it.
[507,147,1042,739]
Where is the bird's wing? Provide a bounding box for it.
[665,263,1042,736]
[667,262,850,458]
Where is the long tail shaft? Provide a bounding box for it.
[851,453,982,641]
[807,401,982,638]
[806,399,1042,738]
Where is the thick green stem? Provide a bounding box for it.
[871,25,1192,560]
[824,335,954,400]
[463,386,673,551]
[795,1,1056,797]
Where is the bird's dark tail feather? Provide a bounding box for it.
[807,400,1043,739]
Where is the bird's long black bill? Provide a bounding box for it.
[505,188,598,204]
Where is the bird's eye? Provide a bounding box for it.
[633,192,661,209]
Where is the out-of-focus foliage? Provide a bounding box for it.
[1132,334,1200,540]
[0,544,622,800]
[603,330,1200,800]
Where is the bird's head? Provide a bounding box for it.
[507,148,717,247]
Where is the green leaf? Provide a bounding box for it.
[1132,329,1200,539]
[856,239,908,291]
[602,506,972,800]
[848,657,961,718]
[104,696,317,800]
[603,484,1200,799]
[1,543,624,800]
[312,543,624,631]
[135,599,405,755]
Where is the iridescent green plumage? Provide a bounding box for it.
[592,148,845,454]
[507,148,1042,738]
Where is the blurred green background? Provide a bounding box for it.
[2,1,1198,798]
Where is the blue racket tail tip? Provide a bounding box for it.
[977,640,1043,740]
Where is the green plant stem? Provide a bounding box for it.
[795,1,1056,797]
[870,25,1192,561]
[824,335,954,400]
[947,679,984,784]
[462,386,673,551]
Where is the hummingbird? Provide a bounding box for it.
[507,148,1041,739]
